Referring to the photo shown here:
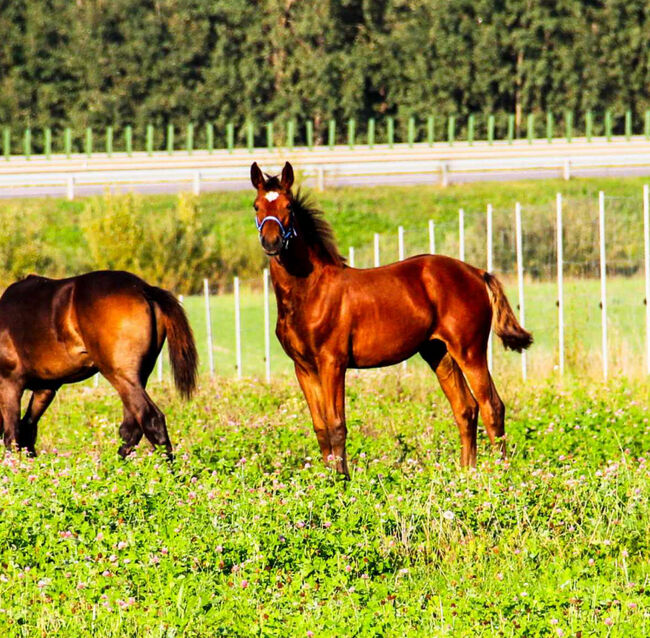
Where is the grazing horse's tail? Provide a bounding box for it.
[483,273,533,352]
[145,286,198,398]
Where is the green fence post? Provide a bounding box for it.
[328,119,336,150]
[565,111,573,143]
[407,116,415,147]
[507,114,514,144]
[625,110,632,140]
[306,120,313,150]
[125,126,132,156]
[24,128,31,159]
[287,119,294,151]
[645,110,650,140]
[266,122,274,151]
[167,124,174,154]
[106,126,113,157]
[227,122,234,153]
[3,127,9,160]
[488,114,494,145]
[467,114,475,145]
[448,115,455,146]
[146,124,153,155]
[206,123,214,153]
[427,115,435,146]
[348,118,355,149]
[367,118,375,148]
[387,117,394,148]
[44,127,52,159]
[186,123,194,154]
[526,114,534,144]
[605,110,612,141]
[586,110,593,142]
[85,127,93,157]
[546,112,553,143]
[65,127,72,157]
[247,121,254,152]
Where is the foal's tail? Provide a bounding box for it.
[145,286,198,398]
[483,273,533,352]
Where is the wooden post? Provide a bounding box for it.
[643,184,650,374]
[263,269,271,382]
[556,193,564,376]
[458,209,465,261]
[599,191,608,380]
[204,278,214,377]
[515,202,526,381]
[487,203,493,370]
[234,276,241,379]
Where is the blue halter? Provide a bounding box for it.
[255,213,297,249]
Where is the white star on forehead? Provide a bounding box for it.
[265,191,280,202]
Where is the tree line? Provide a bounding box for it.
[0,0,648,149]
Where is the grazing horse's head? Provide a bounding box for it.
[250,161,295,256]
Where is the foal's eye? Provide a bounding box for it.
[254,203,259,211]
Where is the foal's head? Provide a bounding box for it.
[250,161,295,256]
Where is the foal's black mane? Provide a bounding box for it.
[264,175,345,266]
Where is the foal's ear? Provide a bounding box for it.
[250,162,265,189]
[281,161,294,191]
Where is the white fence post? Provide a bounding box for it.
[644,184,650,375]
[556,194,564,376]
[398,226,405,261]
[459,208,465,261]
[316,167,324,192]
[263,268,271,382]
[486,203,493,371]
[66,175,75,200]
[193,171,201,195]
[515,202,526,381]
[204,278,214,377]
[599,191,608,380]
[374,233,380,267]
[428,220,435,254]
[348,246,355,267]
[563,159,571,181]
[234,276,242,379]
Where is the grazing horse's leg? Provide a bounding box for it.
[0,382,22,452]
[106,374,172,458]
[295,363,349,478]
[451,347,506,459]
[420,342,479,468]
[117,407,144,458]
[19,388,57,456]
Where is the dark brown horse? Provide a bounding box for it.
[0,270,198,457]
[251,161,532,478]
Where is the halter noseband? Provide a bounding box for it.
[255,212,297,250]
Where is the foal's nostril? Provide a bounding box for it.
[261,236,283,255]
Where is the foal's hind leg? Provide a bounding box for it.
[420,342,479,468]
[117,406,143,458]
[107,374,172,457]
[19,388,57,456]
[449,348,506,459]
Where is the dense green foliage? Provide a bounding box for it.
[0,375,648,636]
[0,176,646,292]
[1,1,649,149]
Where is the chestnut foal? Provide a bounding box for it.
[251,162,532,478]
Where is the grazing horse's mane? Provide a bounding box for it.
[264,175,345,266]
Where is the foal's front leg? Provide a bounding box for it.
[0,381,23,452]
[294,363,349,478]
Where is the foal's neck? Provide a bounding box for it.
[270,237,338,291]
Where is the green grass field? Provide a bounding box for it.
[0,374,648,636]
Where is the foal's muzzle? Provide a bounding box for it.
[255,214,296,254]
